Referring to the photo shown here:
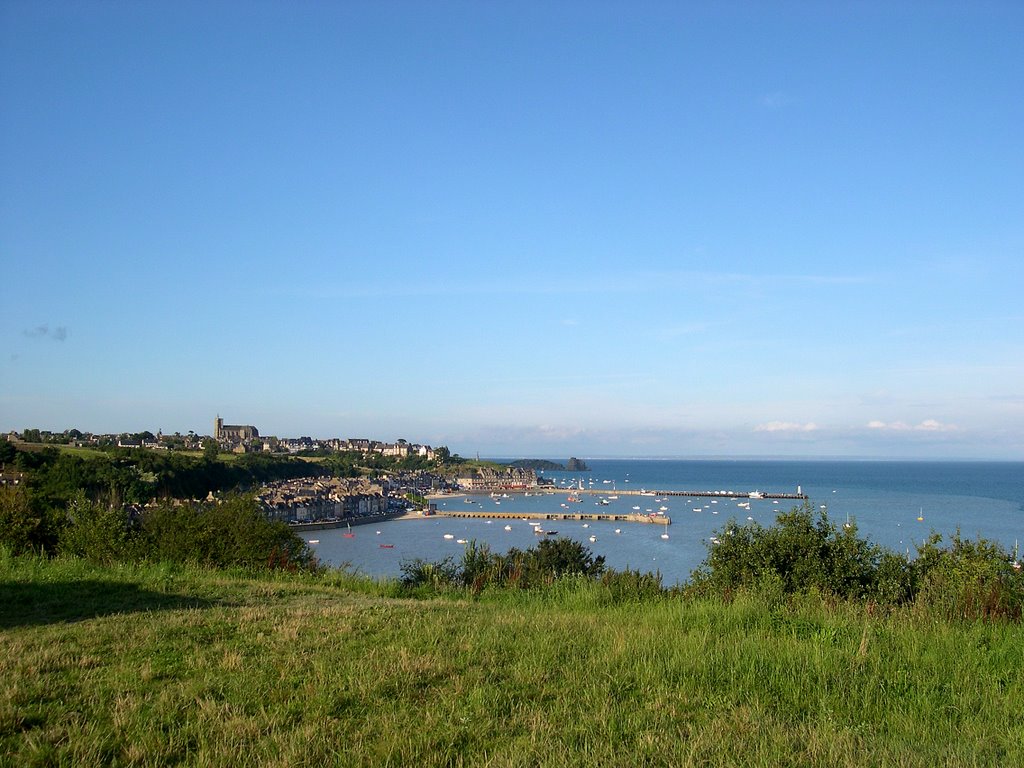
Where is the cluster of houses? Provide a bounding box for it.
[6,419,443,463]
[255,477,390,523]
[212,416,438,459]
[455,467,539,491]
[254,470,462,524]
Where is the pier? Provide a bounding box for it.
[430,510,671,526]
[573,489,808,501]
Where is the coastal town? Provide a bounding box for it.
[7,416,440,460]
[2,417,567,528]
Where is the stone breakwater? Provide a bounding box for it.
[428,509,671,526]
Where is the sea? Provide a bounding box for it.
[310,459,1024,587]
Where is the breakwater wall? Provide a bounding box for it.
[576,489,808,500]
[430,510,671,526]
[290,509,408,532]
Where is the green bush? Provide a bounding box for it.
[55,493,315,572]
[598,568,666,602]
[399,556,459,588]
[913,533,1024,621]
[0,486,46,555]
[57,494,140,564]
[139,496,316,571]
[691,503,892,602]
[400,537,608,595]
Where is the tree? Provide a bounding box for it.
[0,486,42,554]
[0,437,15,464]
[202,439,219,462]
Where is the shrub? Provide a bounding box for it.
[139,495,317,571]
[599,568,666,602]
[57,494,141,564]
[55,493,315,571]
[691,503,892,602]
[399,556,459,588]
[913,533,1024,621]
[399,537,607,594]
[0,486,47,555]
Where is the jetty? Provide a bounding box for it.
[430,510,671,526]
[574,489,808,501]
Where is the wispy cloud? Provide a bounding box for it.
[23,324,68,341]
[754,421,818,433]
[866,419,957,432]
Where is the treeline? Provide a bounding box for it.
[3,441,324,507]
[314,450,435,476]
[2,488,314,571]
[398,504,1024,622]
[0,438,326,553]
[688,504,1023,621]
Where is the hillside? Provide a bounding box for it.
[2,553,1022,767]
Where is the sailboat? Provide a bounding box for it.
[917,508,924,522]
[343,521,355,538]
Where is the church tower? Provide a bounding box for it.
[214,415,223,441]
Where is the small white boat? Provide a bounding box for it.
[456,539,468,544]
[307,539,319,544]
[589,535,597,543]
[582,523,589,528]
[504,524,512,531]
[632,506,641,511]
[614,528,621,534]
[443,534,454,540]
[660,533,669,540]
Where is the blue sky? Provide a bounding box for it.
[2,1,1022,459]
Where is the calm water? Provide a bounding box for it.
[311,459,1024,587]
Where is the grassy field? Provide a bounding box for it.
[2,553,1022,767]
